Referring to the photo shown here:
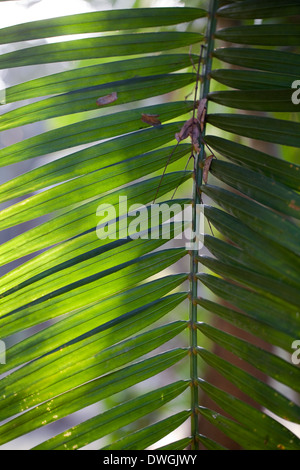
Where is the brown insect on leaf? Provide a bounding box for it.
[96,92,118,106]
[197,98,207,132]
[175,117,196,142]
[175,117,201,153]
[141,113,161,126]
[191,123,201,153]
[203,154,214,184]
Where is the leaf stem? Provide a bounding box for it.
[189,0,218,450]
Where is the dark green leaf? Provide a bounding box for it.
[157,437,192,450]
[197,434,227,450]
[213,47,300,77]
[202,185,300,254]
[198,379,300,450]
[33,380,189,450]
[0,349,187,445]
[197,348,300,423]
[217,0,300,19]
[208,159,300,219]
[198,323,300,393]
[204,135,300,191]
[215,24,300,46]
[6,54,197,103]
[207,114,300,148]
[197,297,292,352]
[199,255,300,307]
[1,74,197,130]
[0,101,193,165]
[197,273,300,339]
[101,410,190,450]
[210,69,294,90]
[4,287,187,372]
[208,89,298,112]
[0,32,202,68]
[204,206,300,287]
[0,8,206,45]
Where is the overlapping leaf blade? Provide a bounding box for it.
[0,8,206,44]
[213,47,300,76]
[1,0,300,451]
[197,0,300,443]
[5,54,197,103]
[33,380,189,450]
[217,0,300,19]
[215,24,300,46]
[0,6,199,451]
[101,410,191,450]
[0,31,202,69]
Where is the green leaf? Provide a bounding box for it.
[204,206,300,287]
[4,285,187,373]
[217,0,300,19]
[0,349,187,445]
[0,101,193,165]
[0,174,191,268]
[207,114,300,148]
[197,297,292,352]
[1,1,300,451]
[0,74,197,130]
[204,135,300,191]
[197,434,227,450]
[208,89,298,112]
[156,437,193,450]
[203,234,273,276]
[101,410,190,450]
[199,255,300,307]
[0,8,206,44]
[213,47,300,77]
[0,32,202,68]
[6,54,197,103]
[198,379,300,450]
[197,348,300,423]
[0,130,190,203]
[198,406,290,450]
[198,323,300,393]
[1,246,188,337]
[197,273,300,339]
[0,145,190,229]
[209,159,300,219]
[210,69,294,90]
[1,322,187,421]
[215,24,300,46]
[202,185,300,254]
[33,380,189,450]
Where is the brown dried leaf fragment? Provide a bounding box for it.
[197,98,207,132]
[141,113,161,126]
[203,154,214,184]
[175,117,201,153]
[96,92,118,106]
[175,117,196,142]
[191,124,201,153]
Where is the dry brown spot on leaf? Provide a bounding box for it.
[141,114,161,126]
[289,200,300,211]
[96,92,118,106]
